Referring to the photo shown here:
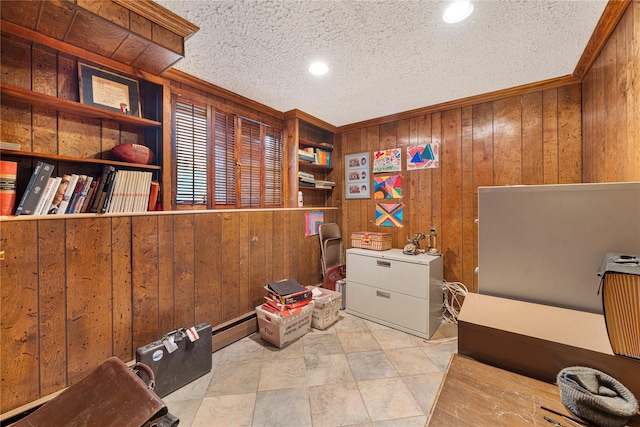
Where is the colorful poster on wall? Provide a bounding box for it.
[375,203,404,227]
[373,148,402,173]
[345,152,370,199]
[373,175,403,199]
[407,143,439,170]
[305,212,324,236]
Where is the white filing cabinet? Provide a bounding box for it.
[346,248,443,339]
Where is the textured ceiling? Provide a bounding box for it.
[155,0,608,127]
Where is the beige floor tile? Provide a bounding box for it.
[385,347,441,376]
[353,415,429,427]
[213,335,265,365]
[191,393,256,427]
[162,398,202,427]
[347,351,398,381]
[205,360,262,397]
[258,357,308,391]
[258,334,306,360]
[402,372,445,413]
[338,331,382,353]
[308,382,370,427]
[305,353,355,386]
[252,388,312,427]
[357,377,424,421]
[420,339,458,371]
[332,313,370,332]
[372,328,423,350]
[303,332,344,357]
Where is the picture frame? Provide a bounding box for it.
[78,63,141,117]
[345,152,370,199]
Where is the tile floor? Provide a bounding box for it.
[163,312,458,427]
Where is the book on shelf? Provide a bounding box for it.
[71,176,93,214]
[65,175,87,214]
[100,170,118,213]
[81,178,99,213]
[47,174,71,214]
[315,149,330,166]
[90,165,115,213]
[0,160,18,216]
[35,176,61,215]
[15,161,54,215]
[148,181,160,211]
[56,174,79,215]
[0,141,21,151]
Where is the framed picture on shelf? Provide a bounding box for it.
[78,63,141,117]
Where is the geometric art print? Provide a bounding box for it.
[375,203,404,227]
[373,175,402,199]
[305,211,324,236]
[407,143,439,170]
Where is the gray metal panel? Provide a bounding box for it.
[478,182,640,313]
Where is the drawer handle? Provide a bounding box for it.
[376,290,391,299]
[376,260,391,268]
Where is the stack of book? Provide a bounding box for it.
[314,179,335,190]
[262,279,313,317]
[298,147,315,163]
[298,171,315,188]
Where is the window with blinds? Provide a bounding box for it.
[175,100,208,205]
[173,96,283,209]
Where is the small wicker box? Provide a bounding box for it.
[351,232,392,251]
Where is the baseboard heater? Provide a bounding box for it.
[211,311,258,352]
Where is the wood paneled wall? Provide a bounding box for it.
[334,85,582,293]
[0,208,335,412]
[583,0,640,182]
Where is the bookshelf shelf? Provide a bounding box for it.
[1,83,162,128]
[0,150,161,171]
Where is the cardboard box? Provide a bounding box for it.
[256,301,314,348]
[308,287,342,330]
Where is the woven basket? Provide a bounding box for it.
[351,232,392,251]
[602,272,640,359]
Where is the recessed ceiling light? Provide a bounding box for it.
[443,1,474,24]
[309,61,329,76]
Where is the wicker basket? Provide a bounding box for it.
[351,232,392,251]
[602,271,640,359]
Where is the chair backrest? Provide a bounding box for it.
[319,223,341,242]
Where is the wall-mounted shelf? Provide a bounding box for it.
[0,149,161,170]
[298,161,333,172]
[0,84,162,128]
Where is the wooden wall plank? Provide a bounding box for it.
[521,92,544,184]
[0,221,39,412]
[557,84,582,183]
[157,215,175,333]
[441,109,463,282]
[542,89,559,184]
[249,211,270,306]
[32,47,58,154]
[111,216,133,361]
[65,218,112,385]
[430,113,443,260]
[195,213,222,326]
[37,220,67,396]
[131,216,160,348]
[461,106,475,289]
[493,97,522,186]
[417,115,433,241]
[173,214,196,327]
[221,212,241,320]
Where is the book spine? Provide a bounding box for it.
[0,160,18,216]
[73,176,93,213]
[100,170,118,213]
[16,162,54,215]
[56,174,79,215]
[47,174,71,214]
[66,175,86,214]
[147,181,159,211]
[90,165,114,213]
[35,177,60,215]
[81,178,99,213]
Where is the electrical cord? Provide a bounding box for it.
[442,280,468,324]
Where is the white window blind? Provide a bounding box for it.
[175,100,208,205]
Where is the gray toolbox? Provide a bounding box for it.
[136,323,212,397]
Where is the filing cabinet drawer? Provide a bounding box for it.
[347,252,428,298]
